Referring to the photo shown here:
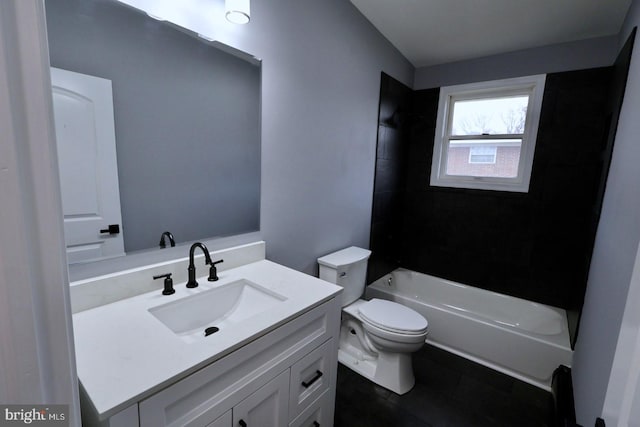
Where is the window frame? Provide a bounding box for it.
[430,75,546,192]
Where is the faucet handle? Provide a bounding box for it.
[153,273,175,295]
[208,259,224,282]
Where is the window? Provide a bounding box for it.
[468,146,497,164]
[430,75,546,192]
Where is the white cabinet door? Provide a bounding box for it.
[233,370,290,427]
[50,67,125,263]
[206,410,232,427]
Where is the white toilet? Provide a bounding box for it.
[318,246,428,395]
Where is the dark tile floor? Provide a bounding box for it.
[335,344,554,427]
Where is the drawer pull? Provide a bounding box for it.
[313,422,320,427]
[301,370,323,388]
[238,420,247,427]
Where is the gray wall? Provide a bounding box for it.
[414,36,619,90]
[46,0,261,253]
[244,4,617,276]
[206,0,414,274]
[572,0,640,424]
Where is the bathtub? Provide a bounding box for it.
[365,268,573,390]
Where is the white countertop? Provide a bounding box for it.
[73,259,341,420]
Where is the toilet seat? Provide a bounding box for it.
[358,299,428,335]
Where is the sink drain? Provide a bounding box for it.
[204,326,219,337]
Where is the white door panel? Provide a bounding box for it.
[51,67,125,262]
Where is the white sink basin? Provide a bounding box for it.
[148,279,287,342]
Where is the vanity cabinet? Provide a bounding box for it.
[87,297,340,427]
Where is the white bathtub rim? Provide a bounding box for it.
[395,293,572,351]
[431,300,564,336]
[368,282,571,351]
[369,270,572,350]
[387,267,567,313]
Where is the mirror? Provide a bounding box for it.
[45,0,261,266]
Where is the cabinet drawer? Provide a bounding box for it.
[139,299,339,427]
[289,338,334,421]
[289,390,333,427]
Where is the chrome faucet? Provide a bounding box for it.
[186,242,213,288]
[159,231,175,248]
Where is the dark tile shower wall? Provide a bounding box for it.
[402,67,612,312]
[368,74,412,283]
[370,43,634,344]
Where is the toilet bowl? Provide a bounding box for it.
[358,298,428,352]
[318,247,429,394]
[339,299,428,394]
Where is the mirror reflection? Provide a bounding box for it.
[45,0,261,264]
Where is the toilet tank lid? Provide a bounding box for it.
[317,246,371,268]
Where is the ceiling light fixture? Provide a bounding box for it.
[225,0,250,24]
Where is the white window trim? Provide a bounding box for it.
[430,74,546,192]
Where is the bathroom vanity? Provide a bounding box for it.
[71,241,342,427]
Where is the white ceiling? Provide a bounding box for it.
[350,0,632,68]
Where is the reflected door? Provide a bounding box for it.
[51,67,125,263]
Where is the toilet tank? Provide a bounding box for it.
[317,246,371,307]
